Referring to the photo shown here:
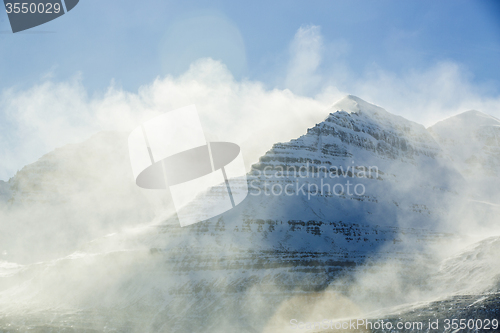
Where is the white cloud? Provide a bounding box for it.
[285,25,324,95]
[1,25,500,181]
[0,59,329,180]
[346,61,500,126]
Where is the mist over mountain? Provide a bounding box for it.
[0,96,498,332]
[429,110,500,177]
[0,131,154,263]
[429,110,500,206]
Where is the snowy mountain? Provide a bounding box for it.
[0,96,498,332]
[429,110,500,204]
[0,131,154,263]
[428,110,500,178]
[437,235,500,294]
[244,95,461,227]
[352,236,500,333]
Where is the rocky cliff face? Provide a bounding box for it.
[0,96,498,332]
[244,95,461,230]
[254,95,445,173]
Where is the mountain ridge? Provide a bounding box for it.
[0,95,498,332]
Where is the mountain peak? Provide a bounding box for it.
[330,95,386,116]
[327,95,428,135]
[460,109,487,116]
[453,109,500,123]
[429,110,500,134]
[428,109,500,182]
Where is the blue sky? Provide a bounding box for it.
[1,0,499,93]
[1,0,500,180]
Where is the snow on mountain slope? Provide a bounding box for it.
[0,96,495,333]
[0,220,454,333]
[427,109,500,236]
[428,110,500,176]
[347,236,500,333]
[0,131,154,263]
[0,95,462,264]
[428,110,500,201]
[353,292,500,333]
[333,95,442,159]
[7,131,141,206]
[436,235,500,295]
[242,95,462,230]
